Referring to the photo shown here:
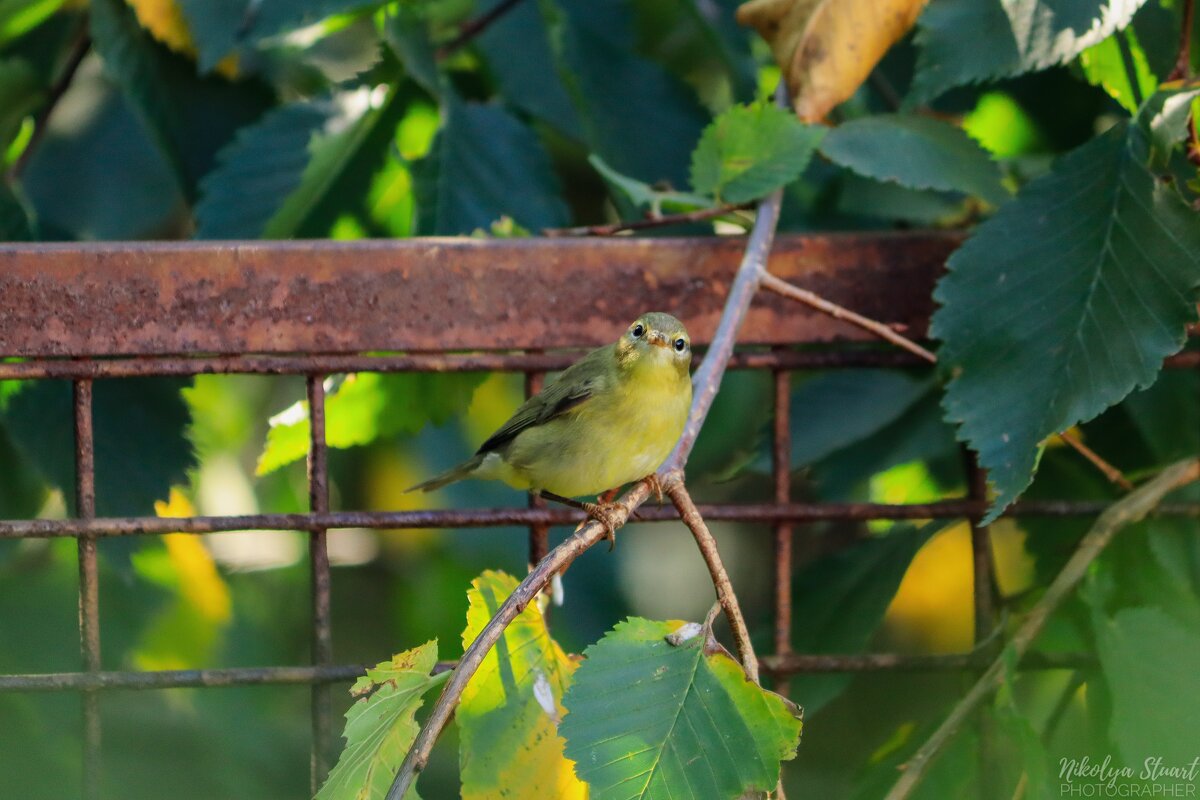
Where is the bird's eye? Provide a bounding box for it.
[674,338,687,352]
[631,323,645,338]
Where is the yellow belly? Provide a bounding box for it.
[486,365,691,498]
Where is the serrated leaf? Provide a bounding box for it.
[458,571,586,800]
[1095,607,1200,767]
[820,113,1008,206]
[737,0,928,122]
[690,102,824,203]
[933,101,1200,523]
[561,617,802,800]
[789,523,941,714]
[317,640,441,800]
[413,99,569,234]
[909,0,1147,105]
[257,372,485,475]
[0,378,195,518]
[1080,28,1157,114]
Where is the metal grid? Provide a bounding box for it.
[1,235,1196,797]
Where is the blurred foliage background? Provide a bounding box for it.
[1,0,1199,798]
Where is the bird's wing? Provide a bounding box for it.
[476,344,613,454]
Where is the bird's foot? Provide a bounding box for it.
[642,474,665,505]
[580,501,625,551]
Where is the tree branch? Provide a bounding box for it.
[542,202,754,237]
[383,100,789,800]
[436,0,527,59]
[883,458,1200,800]
[1169,0,1195,81]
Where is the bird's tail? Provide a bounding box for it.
[405,454,485,493]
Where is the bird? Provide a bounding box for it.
[408,312,693,543]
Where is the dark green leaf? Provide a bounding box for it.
[173,0,246,73]
[820,114,1008,205]
[910,0,1147,104]
[382,5,442,97]
[0,57,41,151]
[0,378,195,518]
[0,182,33,241]
[414,99,569,234]
[933,109,1200,523]
[590,155,712,214]
[836,174,968,226]
[1096,606,1200,767]
[690,102,824,203]
[789,523,943,714]
[561,617,802,799]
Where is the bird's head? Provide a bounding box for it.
[616,312,691,376]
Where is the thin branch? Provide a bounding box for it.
[6,26,91,183]
[883,458,1200,800]
[436,0,527,59]
[666,479,759,681]
[383,103,789,800]
[542,202,754,237]
[759,271,938,363]
[1056,430,1134,491]
[1170,0,1195,80]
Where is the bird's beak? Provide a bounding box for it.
[646,330,669,348]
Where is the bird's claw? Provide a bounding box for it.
[643,474,665,505]
[581,501,624,551]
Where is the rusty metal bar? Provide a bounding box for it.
[0,234,956,357]
[307,375,334,792]
[524,370,550,566]
[5,499,1198,540]
[74,379,101,800]
[762,650,1093,675]
[772,360,793,696]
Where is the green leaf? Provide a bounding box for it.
[820,114,1008,206]
[590,155,712,214]
[90,0,273,200]
[0,58,41,152]
[257,372,485,475]
[836,174,969,226]
[317,640,442,800]
[413,99,569,234]
[0,0,63,47]
[543,0,711,187]
[933,106,1200,523]
[0,378,195,517]
[910,0,1147,104]
[690,102,824,203]
[382,5,442,97]
[1080,28,1157,114]
[0,182,33,241]
[195,101,332,239]
[1145,88,1200,169]
[458,571,587,799]
[789,523,943,714]
[1095,607,1200,767]
[561,617,802,799]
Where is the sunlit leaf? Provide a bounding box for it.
[458,571,586,800]
[909,0,1147,104]
[257,372,486,475]
[933,92,1200,522]
[317,640,443,800]
[561,617,802,799]
[737,0,929,121]
[820,113,1008,205]
[1080,29,1157,114]
[690,101,824,203]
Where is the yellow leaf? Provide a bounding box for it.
[737,0,928,122]
[458,571,588,800]
[155,488,231,624]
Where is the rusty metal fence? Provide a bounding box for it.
[1,234,1197,798]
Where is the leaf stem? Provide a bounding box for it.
[436,0,527,60]
[1170,0,1195,81]
[882,458,1200,800]
[542,201,754,237]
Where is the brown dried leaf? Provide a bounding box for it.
[737,0,928,122]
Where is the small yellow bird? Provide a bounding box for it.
[409,312,693,538]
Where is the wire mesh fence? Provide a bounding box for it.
[1,235,1197,797]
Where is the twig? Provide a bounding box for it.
[383,93,790,800]
[666,479,759,681]
[1170,0,1195,80]
[542,202,754,237]
[436,0,527,59]
[883,458,1200,800]
[1056,430,1134,491]
[759,271,938,363]
[6,25,91,183]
